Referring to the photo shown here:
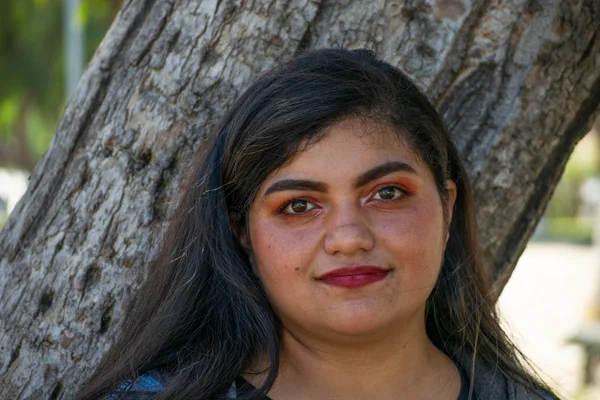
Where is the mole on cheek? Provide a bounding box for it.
[294,267,300,271]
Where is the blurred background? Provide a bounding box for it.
[1,1,600,398]
[0,0,119,225]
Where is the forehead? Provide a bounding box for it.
[274,118,427,176]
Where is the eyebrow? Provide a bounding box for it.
[353,161,417,188]
[263,161,418,197]
[264,180,328,196]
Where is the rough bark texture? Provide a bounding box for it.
[0,0,598,398]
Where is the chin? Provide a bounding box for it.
[321,303,399,338]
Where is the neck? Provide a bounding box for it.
[245,313,460,400]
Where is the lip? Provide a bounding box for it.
[315,266,391,289]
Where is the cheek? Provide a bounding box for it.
[248,218,323,318]
[376,201,446,285]
[248,217,319,284]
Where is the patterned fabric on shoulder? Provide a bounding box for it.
[105,372,164,399]
[105,371,239,399]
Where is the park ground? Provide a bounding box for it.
[499,242,600,399]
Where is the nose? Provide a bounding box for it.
[324,204,374,256]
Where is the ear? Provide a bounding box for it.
[230,212,252,252]
[445,180,457,243]
[230,212,260,275]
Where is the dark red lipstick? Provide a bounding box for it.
[315,266,390,288]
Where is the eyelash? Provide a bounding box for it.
[278,185,411,215]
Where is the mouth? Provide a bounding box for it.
[315,266,391,289]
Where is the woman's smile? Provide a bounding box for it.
[314,265,392,288]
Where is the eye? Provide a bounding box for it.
[281,199,315,214]
[372,186,406,201]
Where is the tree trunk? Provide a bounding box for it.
[0,0,598,398]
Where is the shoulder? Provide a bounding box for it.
[455,356,558,400]
[105,372,165,399]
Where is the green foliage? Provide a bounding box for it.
[0,0,63,113]
[539,217,593,245]
[0,98,18,140]
[0,0,119,169]
[547,134,600,219]
[541,133,600,244]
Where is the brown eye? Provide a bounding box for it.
[282,199,315,214]
[291,200,307,213]
[374,186,403,201]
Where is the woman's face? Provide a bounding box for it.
[244,118,456,341]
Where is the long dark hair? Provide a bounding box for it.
[78,49,556,399]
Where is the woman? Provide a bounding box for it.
[78,48,557,399]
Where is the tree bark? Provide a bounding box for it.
[0,0,598,398]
